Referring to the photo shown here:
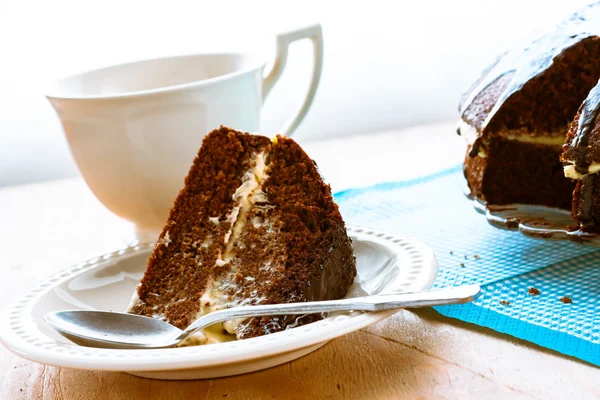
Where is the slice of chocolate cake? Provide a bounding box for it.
[562,81,600,231]
[459,2,600,209]
[128,127,356,344]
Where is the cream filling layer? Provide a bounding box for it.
[198,150,270,339]
[128,149,273,347]
[563,163,600,179]
[457,121,565,156]
[457,120,480,147]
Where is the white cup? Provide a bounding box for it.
[46,25,323,233]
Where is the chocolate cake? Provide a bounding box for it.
[562,82,600,231]
[128,127,356,344]
[459,2,600,209]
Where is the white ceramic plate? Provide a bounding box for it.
[0,226,438,380]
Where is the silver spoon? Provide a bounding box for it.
[44,284,480,349]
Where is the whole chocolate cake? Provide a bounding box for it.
[459,2,600,209]
[128,127,356,344]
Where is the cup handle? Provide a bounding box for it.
[262,24,323,137]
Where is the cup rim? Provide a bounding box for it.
[44,52,267,101]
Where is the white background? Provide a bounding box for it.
[0,0,591,187]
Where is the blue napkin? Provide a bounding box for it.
[335,165,600,366]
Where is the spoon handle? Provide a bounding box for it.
[179,284,480,341]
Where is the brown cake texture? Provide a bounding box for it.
[561,82,600,231]
[463,137,573,208]
[458,2,600,209]
[128,126,357,343]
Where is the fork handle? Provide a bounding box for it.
[177,285,480,342]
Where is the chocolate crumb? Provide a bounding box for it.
[450,251,454,255]
[460,263,465,267]
[337,384,341,390]
[559,296,573,304]
[500,300,511,305]
[528,287,541,296]
[222,395,228,398]
[473,254,481,260]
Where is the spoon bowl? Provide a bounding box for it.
[45,310,183,349]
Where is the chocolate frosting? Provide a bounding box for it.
[576,174,596,225]
[568,84,600,226]
[459,2,600,142]
[571,82,600,174]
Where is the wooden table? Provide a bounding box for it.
[1,122,598,399]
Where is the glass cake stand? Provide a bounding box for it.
[465,188,600,247]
